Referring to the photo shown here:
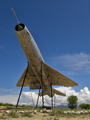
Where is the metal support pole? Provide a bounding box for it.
[30,89,34,107]
[51,83,53,108]
[36,85,41,107]
[54,94,55,108]
[16,62,29,108]
[41,61,44,108]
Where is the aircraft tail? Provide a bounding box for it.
[54,89,66,96]
[39,88,66,97]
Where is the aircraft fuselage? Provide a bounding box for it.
[15,23,54,97]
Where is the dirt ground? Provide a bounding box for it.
[0,106,90,120]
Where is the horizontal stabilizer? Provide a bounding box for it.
[54,89,66,96]
[39,89,66,97]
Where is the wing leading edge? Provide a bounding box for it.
[43,62,78,87]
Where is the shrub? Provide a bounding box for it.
[79,104,90,109]
[0,103,14,107]
[21,105,26,107]
[67,95,78,109]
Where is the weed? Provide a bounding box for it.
[21,112,33,117]
[2,113,5,116]
[36,107,40,112]
[43,114,47,117]
[0,116,6,119]
[8,111,18,118]
[47,118,53,120]
[49,109,56,116]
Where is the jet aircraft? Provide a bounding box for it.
[10,5,78,107]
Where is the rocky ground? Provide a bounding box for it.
[0,106,90,120]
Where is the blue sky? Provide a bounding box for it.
[0,0,90,105]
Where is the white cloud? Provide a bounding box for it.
[0,87,90,107]
[54,87,90,106]
[0,95,18,105]
[51,52,90,75]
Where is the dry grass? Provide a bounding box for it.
[21,112,33,117]
[7,110,19,118]
[0,106,90,120]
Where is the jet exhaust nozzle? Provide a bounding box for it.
[15,23,25,31]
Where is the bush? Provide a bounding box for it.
[79,104,90,109]
[67,95,78,109]
[0,103,14,107]
[21,105,26,107]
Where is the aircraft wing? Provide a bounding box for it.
[43,62,78,87]
[16,65,40,89]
